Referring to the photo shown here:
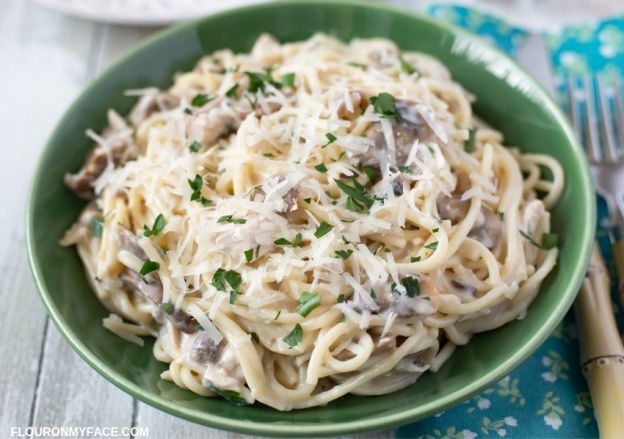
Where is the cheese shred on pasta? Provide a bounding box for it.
[61,34,563,410]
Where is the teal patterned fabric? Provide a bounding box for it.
[398,5,624,438]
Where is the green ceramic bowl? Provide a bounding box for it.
[27,0,595,436]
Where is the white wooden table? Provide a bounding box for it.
[0,0,575,437]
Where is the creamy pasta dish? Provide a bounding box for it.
[61,34,563,410]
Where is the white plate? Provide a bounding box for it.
[32,0,265,26]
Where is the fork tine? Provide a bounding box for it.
[597,75,620,163]
[582,74,601,163]
[614,77,624,162]
[567,76,582,136]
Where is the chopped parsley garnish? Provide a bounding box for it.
[217,215,247,224]
[334,178,376,213]
[370,92,397,117]
[411,256,421,262]
[297,292,321,317]
[398,165,411,173]
[304,197,312,204]
[314,221,333,238]
[208,386,249,406]
[191,93,213,107]
[337,294,345,303]
[342,235,350,244]
[212,268,242,291]
[188,174,211,205]
[425,241,439,250]
[370,289,377,299]
[244,249,254,263]
[348,61,366,68]
[392,276,420,297]
[225,83,239,98]
[432,227,439,233]
[283,323,303,347]
[519,231,558,250]
[274,232,302,247]
[245,71,268,93]
[263,152,274,158]
[334,249,353,260]
[465,128,476,153]
[160,302,174,314]
[400,57,417,75]
[322,132,337,148]
[139,260,160,276]
[229,289,240,304]
[183,107,193,115]
[250,332,260,343]
[402,276,420,297]
[189,140,202,153]
[143,214,165,237]
[315,163,328,173]
[91,216,104,238]
[361,165,380,184]
[274,310,281,320]
[281,73,295,88]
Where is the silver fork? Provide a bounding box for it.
[567,75,624,226]
[567,75,624,437]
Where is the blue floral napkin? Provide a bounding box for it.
[397,5,624,438]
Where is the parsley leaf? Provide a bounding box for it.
[283,323,303,347]
[334,249,353,260]
[292,232,303,247]
[225,83,239,98]
[229,289,240,304]
[297,292,321,317]
[274,237,292,246]
[465,128,476,153]
[348,61,366,68]
[189,140,202,153]
[361,165,380,184]
[274,310,281,320]
[160,302,174,314]
[425,241,439,250]
[208,386,249,406]
[250,332,260,343]
[281,73,295,88]
[244,249,254,263]
[191,93,213,107]
[337,294,345,303]
[314,221,333,238]
[398,165,411,173]
[400,57,417,74]
[370,92,397,117]
[217,215,247,224]
[519,231,558,250]
[411,256,421,262]
[315,163,328,173]
[91,216,104,238]
[334,178,375,212]
[322,132,337,148]
[212,268,242,291]
[402,276,420,297]
[143,214,165,237]
[139,260,160,276]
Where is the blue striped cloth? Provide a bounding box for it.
[397,5,624,438]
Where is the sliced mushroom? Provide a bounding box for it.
[361,99,442,167]
[191,332,222,364]
[468,207,503,250]
[120,268,163,305]
[64,111,133,199]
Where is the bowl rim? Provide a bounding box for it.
[26,0,596,435]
